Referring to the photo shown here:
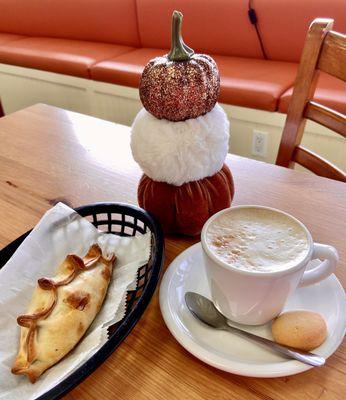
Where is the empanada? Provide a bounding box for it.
[11,244,116,383]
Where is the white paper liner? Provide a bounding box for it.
[0,203,151,400]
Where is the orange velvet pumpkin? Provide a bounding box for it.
[138,164,235,236]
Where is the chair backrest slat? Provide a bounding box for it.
[318,31,346,81]
[276,18,346,183]
[294,146,346,181]
[305,101,346,137]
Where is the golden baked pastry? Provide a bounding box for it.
[272,310,327,351]
[11,244,116,383]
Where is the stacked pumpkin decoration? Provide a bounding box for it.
[131,10,234,236]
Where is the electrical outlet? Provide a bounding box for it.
[252,130,268,157]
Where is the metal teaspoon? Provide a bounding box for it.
[185,292,325,367]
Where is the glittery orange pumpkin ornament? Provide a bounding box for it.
[139,11,220,122]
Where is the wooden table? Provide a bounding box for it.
[0,104,345,400]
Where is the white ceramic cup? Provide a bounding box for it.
[201,205,339,325]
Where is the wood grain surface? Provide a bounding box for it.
[0,104,345,400]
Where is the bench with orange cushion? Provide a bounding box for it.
[254,0,346,115]
[0,0,139,78]
[0,0,345,113]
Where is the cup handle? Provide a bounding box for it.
[299,243,339,287]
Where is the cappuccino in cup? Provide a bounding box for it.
[201,206,338,325]
[206,207,309,273]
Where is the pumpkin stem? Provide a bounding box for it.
[168,11,194,62]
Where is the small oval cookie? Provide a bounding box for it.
[272,310,327,351]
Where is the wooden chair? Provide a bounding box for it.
[276,18,346,182]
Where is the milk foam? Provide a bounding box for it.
[206,208,309,272]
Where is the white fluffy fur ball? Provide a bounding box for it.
[131,103,230,186]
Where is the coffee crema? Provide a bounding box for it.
[206,207,309,272]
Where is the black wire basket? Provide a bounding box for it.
[0,202,165,400]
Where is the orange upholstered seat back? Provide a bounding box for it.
[0,0,140,46]
[136,0,263,58]
[255,0,346,62]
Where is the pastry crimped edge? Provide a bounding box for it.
[11,244,116,383]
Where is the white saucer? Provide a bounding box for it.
[159,243,346,377]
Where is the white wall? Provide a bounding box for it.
[0,63,344,172]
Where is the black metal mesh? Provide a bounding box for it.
[90,213,147,236]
